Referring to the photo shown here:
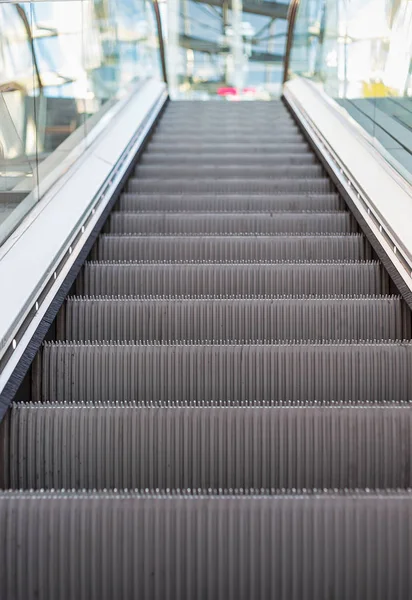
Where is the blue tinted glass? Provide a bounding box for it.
[289,0,412,181]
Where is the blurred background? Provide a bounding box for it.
[2,0,412,244]
[164,0,289,99]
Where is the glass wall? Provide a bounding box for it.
[288,0,412,180]
[166,0,290,100]
[0,0,161,247]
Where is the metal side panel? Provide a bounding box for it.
[0,79,167,410]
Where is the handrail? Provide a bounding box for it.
[153,0,168,85]
[282,0,300,84]
[15,4,43,91]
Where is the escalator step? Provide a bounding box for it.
[118,193,343,212]
[135,164,324,179]
[147,142,309,153]
[77,261,389,296]
[151,133,304,143]
[160,108,295,115]
[128,178,333,194]
[107,212,354,235]
[166,100,291,107]
[160,107,294,116]
[154,124,300,134]
[59,296,409,342]
[155,112,295,120]
[165,105,291,111]
[158,122,298,131]
[3,403,412,490]
[35,340,412,403]
[93,234,371,262]
[157,112,296,121]
[161,108,296,116]
[140,153,316,166]
[0,490,410,600]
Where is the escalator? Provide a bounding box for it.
[1,99,412,597]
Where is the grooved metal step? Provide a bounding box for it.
[162,109,294,115]
[77,261,389,296]
[128,178,333,194]
[35,341,412,403]
[157,112,294,118]
[135,164,324,179]
[107,212,354,235]
[58,296,409,342]
[158,122,298,131]
[3,403,412,490]
[161,117,295,124]
[154,125,300,135]
[147,142,310,153]
[151,133,304,144]
[118,193,343,212]
[93,234,371,262]
[0,490,410,599]
[140,153,316,166]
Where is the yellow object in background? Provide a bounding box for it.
[362,81,399,97]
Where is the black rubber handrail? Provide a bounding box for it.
[153,0,168,85]
[283,0,300,84]
[15,4,43,91]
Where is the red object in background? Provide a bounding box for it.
[217,87,257,97]
[217,87,238,96]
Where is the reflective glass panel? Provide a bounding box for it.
[0,0,161,247]
[289,0,412,180]
[0,3,38,245]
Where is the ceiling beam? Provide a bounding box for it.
[192,0,289,19]
[179,34,284,62]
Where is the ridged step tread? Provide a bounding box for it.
[153,125,299,134]
[164,110,293,119]
[140,153,316,166]
[135,164,324,179]
[34,341,412,403]
[154,124,299,134]
[160,107,294,114]
[151,133,304,144]
[58,296,409,342]
[158,122,297,131]
[107,212,354,235]
[161,109,294,116]
[77,261,389,296]
[161,111,296,119]
[0,490,409,600]
[147,142,309,153]
[158,111,298,123]
[118,193,343,212]
[156,113,296,122]
[92,234,371,262]
[4,403,412,490]
[128,178,333,194]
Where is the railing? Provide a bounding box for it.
[282,0,300,84]
[283,0,412,187]
[153,0,168,85]
[0,0,168,403]
[0,0,164,248]
[282,0,412,322]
